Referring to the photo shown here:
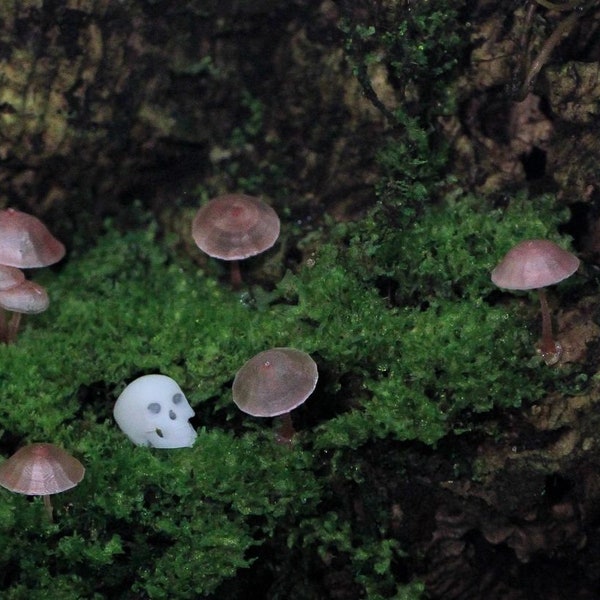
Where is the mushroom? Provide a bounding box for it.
[0,443,85,521]
[0,208,65,268]
[0,208,65,343]
[0,265,25,290]
[0,280,49,343]
[0,266,25,342]
[491,239,580,365]
[232,347,318,443]
[191,194,280,288]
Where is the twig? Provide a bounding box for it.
[519,8,580,98]
[534,0,585,11]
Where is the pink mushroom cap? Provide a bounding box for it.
[0,280,49,314]
[0,208,65,268]
[0,443,85,496]
[491,239,579,290]
[0,265,25,291]
[191,194,280,261]
[232,347,318,417]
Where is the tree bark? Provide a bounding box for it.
[0,1,386,233]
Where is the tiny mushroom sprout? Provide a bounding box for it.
[232,347,319,443]
[0,443,85,522]
[191,193,280,288]
[491,239,580,365]
[113,374,198,449]
[0,208,65,343]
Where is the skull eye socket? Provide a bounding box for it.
[169,410,176,420]
[172,393,183,405]
[147,402,161,414]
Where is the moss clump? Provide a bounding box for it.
[0,225,318,598]
[278,191,570,449]
[0,179,578,597]
[347,191,569,301]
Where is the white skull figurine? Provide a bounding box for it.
[113,374,197,448]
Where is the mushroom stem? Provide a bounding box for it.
[519,7,580,99]
[275,412,296,445]
[537,288,562,365]
[43,494,54,522]
[230,260,242,290]
[0,308,6,344]
[0,309,19,345]
[6,312,22,344]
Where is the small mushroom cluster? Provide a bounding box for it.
[190,194,320,438]
[0,208,65,343]
[111,195,317,447]
[0,213,78,521]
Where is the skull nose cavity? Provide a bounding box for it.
[169,410,176,420]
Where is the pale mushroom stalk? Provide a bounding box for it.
[0,308,17,345]
[0,309,20,345]
[537,288,561,365]
[43,494,54,522]
[0,265,26,343]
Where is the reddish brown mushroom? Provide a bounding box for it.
[232,347,318,443]
[0,443,85,521]
[0,208,65,343]
[491,239,579,365]
[191,194,280,288]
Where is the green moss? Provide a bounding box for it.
[341,0,465,117]
[276,190,570,450]
[0,227,318,597]
[0,181,578,596]
[347,190,570,300]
